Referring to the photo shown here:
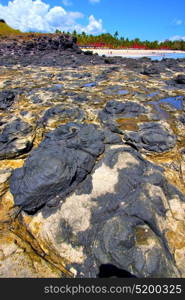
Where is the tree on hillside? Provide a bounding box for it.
[55,29,61,34]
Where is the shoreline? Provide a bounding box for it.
[80,48,185,57]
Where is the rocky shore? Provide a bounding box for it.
[0,34,185,278]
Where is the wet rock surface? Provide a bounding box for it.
[0,42,185,278]
[99,100,147,133]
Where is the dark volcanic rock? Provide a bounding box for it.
[0,118,34,159]
[0,90,16,110]
[10,123,108,213]
[124,122,176,153]
[174,74,185,84]
[0,34,105,67]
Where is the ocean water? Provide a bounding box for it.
[112,52,185,60]
[150,53,185,60]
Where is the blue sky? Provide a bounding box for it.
[0,0,185,41]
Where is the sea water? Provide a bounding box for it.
[110,52,185,60]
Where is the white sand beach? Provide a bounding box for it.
[80,48,185,58]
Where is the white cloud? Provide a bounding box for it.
[169,35,185,41]
[0,0,104,34]
[85,15,103,34]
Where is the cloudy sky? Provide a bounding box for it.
[0,0,184,41]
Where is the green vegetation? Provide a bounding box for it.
[56,29,185,50]
[0,21,21,35]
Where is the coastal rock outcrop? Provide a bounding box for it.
[0,53,185,278]
[0,34,80,55]
[0,34,105,67]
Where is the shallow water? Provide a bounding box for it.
[159,96,184,110]
[105,52,185,60]
[147,92,160,97]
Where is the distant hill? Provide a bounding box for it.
[0,20,21,35]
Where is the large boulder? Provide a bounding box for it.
[10,123,121,213]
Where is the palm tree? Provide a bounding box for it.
[114,31,119,39]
